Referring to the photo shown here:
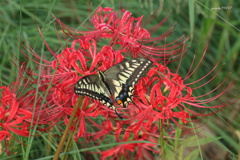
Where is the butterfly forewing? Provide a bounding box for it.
[104,58,152,85]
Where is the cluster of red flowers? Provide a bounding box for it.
[0,7,236,158]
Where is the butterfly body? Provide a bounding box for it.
[74,58,153,118]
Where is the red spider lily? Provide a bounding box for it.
[18,37,128,133]
[100,122,160,160]
[88,51,236,159]
[0,85,32,137]
[56,7,187,62]
[0,83,32,153]
[101,142,159,160]
[116,52,236,132]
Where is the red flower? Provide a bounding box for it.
[0,83,32,153]
[56,7,187,62]
[19,37,127,133]
[0,85,32,138]
[118,52,237,131]
[100,123,160,160]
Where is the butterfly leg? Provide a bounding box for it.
[110,106,123,119]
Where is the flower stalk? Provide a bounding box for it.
[53,96,84,160]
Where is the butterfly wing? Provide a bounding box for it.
[103,58,153,107]
[74,73,113,108]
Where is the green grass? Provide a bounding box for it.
[0,0,239,159]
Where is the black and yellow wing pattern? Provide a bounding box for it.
[74,58,153,118]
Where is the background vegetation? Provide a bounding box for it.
[0,0,239,159]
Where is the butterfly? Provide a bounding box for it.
[74,58,153,118]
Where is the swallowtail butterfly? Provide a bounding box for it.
[74,58,153,118]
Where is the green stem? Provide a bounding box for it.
[62,126,76,160]
[159,119,165,160]
[53,96,83,160]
